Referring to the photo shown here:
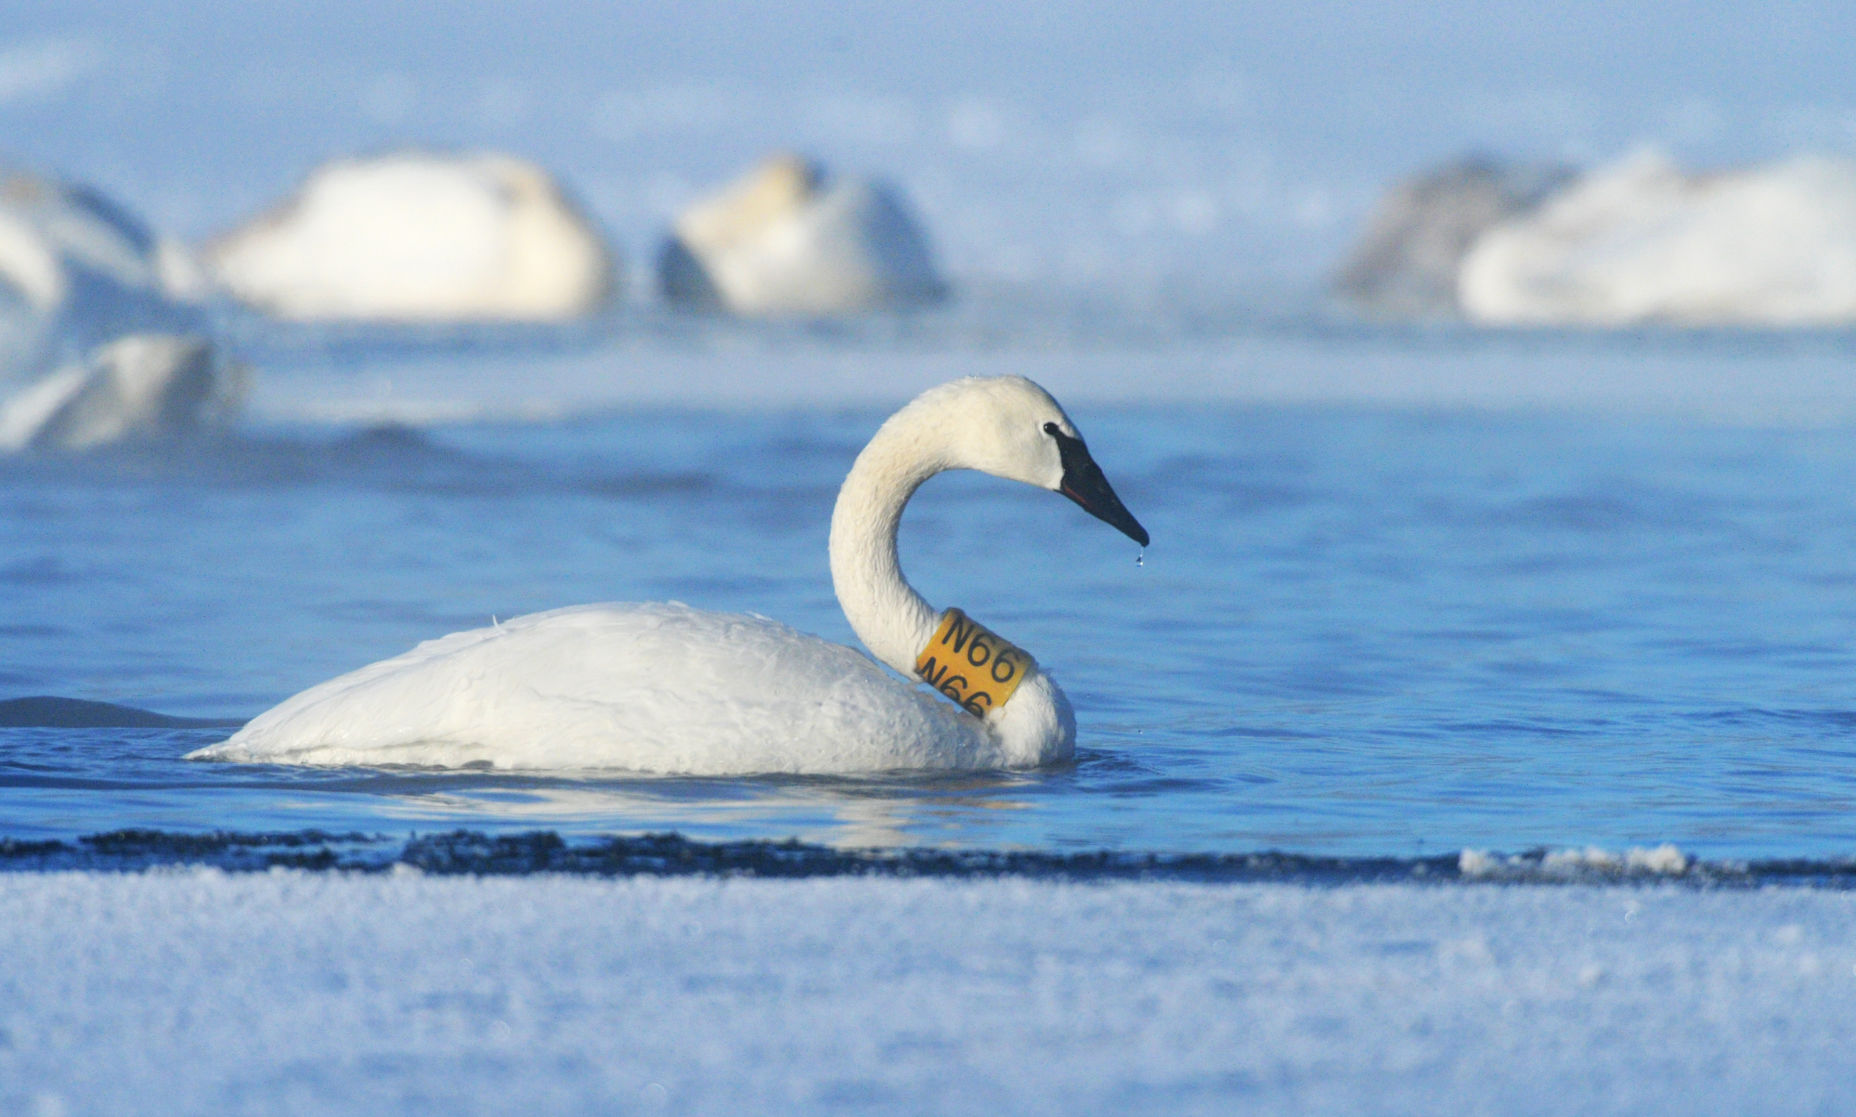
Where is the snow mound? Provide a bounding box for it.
[658,153,946,316]
[0,171,201,380]
[1334,156,1572,317]
[207,152,617,323]
[1460,151,1856,326]
[0,333,244,453]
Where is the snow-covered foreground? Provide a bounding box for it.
[2,872,1851,1116]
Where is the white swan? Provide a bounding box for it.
[188,376,1148,774]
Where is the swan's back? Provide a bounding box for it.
[193,603,1001,773]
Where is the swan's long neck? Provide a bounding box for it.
[829,412,944,676]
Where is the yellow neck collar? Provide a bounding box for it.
[913,608,1033,717]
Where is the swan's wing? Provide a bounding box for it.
[191,602,999,773]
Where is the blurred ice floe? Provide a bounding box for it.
[657,152,946,317]
[1339,150,1856,328]
[0,333,244,453]
[206,151,618,323]
[0,169,203,380]
[1461,151,1856,326]
[1331,156,1573,319]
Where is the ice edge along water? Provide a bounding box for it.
[8,829,1825,888]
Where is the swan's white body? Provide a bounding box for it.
[197,602,1062,772]
[191,376,1140,774]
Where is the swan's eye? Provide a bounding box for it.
[1042,421,1059,436]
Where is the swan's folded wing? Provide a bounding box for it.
[189,602,1004,773]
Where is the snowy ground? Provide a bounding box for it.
[2,871,1852,1116]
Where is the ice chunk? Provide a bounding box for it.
[658,153,946,317]
[0,333,244,453]
[1460,151,1856,326]
[1457,848,1499,877]
[0,171,201,379]
[1458,843,1690,880]
[1333,156,1572,317]
[207,152,617,322]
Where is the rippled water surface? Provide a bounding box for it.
[8,330,1856,859]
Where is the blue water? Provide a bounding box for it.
[8,328,1856,861]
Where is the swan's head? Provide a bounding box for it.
[833,375,1146,766]
[914,376,1149,546]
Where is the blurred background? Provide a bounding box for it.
[5,0,1856,345]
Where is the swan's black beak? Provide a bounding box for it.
[1053,430,1149,547]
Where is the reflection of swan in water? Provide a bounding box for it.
[381,776,1026,849]
[190,376,1147,774]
